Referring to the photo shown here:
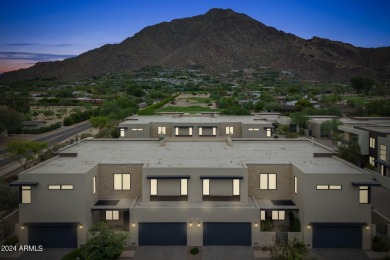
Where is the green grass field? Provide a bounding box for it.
[158,106,222,114]
[179,97,214,104]
[341,96,370,104]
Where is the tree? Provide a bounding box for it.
[81,222,127,260]
[270,237,309,260]
[320,119,342,140]
[89,116,109,129]
[337,138,361,166]
[6,140,48,169]
[290,112,309,129]
[350,76,375,95]
[0,107,23,134]
[295,98,312,110]
[0,179,19,213]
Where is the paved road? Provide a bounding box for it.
[0,122,91,167]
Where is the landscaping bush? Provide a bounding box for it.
[61,247,84,260]
[260,219,272,231]
[20,122,62,134]
[190,247,199,255]
[2,235,18,246]
[372,236,390,252]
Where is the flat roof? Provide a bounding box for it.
[24,139,364,175]
[120,115,281,125]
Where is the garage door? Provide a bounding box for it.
[28,224,77,248]
[313,225,362,248]
[139,223,187,245]
[203,222,251,245]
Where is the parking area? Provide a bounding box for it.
[134,246,186,260]
[16,248,73,260]
[310,249,370,260]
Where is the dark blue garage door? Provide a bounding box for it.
[313,225,362,248]
[203,222,251,245]
[139,223,187,245]
[28,224,77,248]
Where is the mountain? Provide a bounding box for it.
[1,8,389,83]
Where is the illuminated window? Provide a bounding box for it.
[294,176,297,194]
[369,138,375,149]
[249,128,260,131]
[233,179,240,195]
[359,186,369,204]
[48,185,74,190]
[260,210,266,220]
[114,174,131,190]
[120,129,125,137]
[380,145,387,161]
[316,185,342,190]
[158,126,166,134]
[369,156,375,167]
[212,127,217,136]
[189,127,193,136]
[175,127,179,136]
[106,210,119,220]
[131,128,143,131]
[150,179,157,195]
[21,186,31,204]
[272,210,285,220]
[226,126,233,134]
[199,127,203,136]
[381,165,386,175]
[266,128,272,137]
[93,176,96,194]
[181,179,188,195]
[259,173,276,190]
[203,179,210,195]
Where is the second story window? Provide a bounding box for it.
[120,129,125,137]
[259,173,276,190]
[21,186,31,204]
[114,174,131,190]
[359,186,369,204]
[370,137,375,149]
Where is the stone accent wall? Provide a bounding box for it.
[248,164,292,199]
[98,164,143,199]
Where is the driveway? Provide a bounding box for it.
[134,246,186,260]
[203,246,254,260]
[310,249,369,260]
[16,248,74,260]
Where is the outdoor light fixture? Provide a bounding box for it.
[366,225,370,230]
[254,222,258,227]
[189,218,193,227]
[79,224,83,229]
[21,225,24,230]
[307,224,311,229]
[132,222,136,227]
[197,221,201,227]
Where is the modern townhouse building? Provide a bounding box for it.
[117,115,290,139]
[12,121,378,249]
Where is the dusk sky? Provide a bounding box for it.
[1,0,389,74]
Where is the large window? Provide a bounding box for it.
[272,210,285,220]
[120,129,125,137]
[233,179,240,195]
[114,174,131,190]
[180,179,188,195]
[203,179,210,195]
[150,179,157,195]
[260,210,266,220]
[359,186,369,204]
[158,126,166,135]
[380,145,387,161]
[106,210,119,220]
[259,173,276,190]
[226,126,234,135]
[21,186,31,204]
[370,137,375,149]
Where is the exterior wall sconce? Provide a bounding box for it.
[307,224,311,229]
[366,225,370,230]
[196,218,201,227]
[21,225,24,230]
[189,218,194,227]
[132,222,136,227]
[197,221,201,227]
[79,224,83,229]
[254,222,258,227]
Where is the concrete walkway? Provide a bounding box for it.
[203,246,254,260]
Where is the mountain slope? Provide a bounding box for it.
[1,8,389,82]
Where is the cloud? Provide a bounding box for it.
[0,52,76,61]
